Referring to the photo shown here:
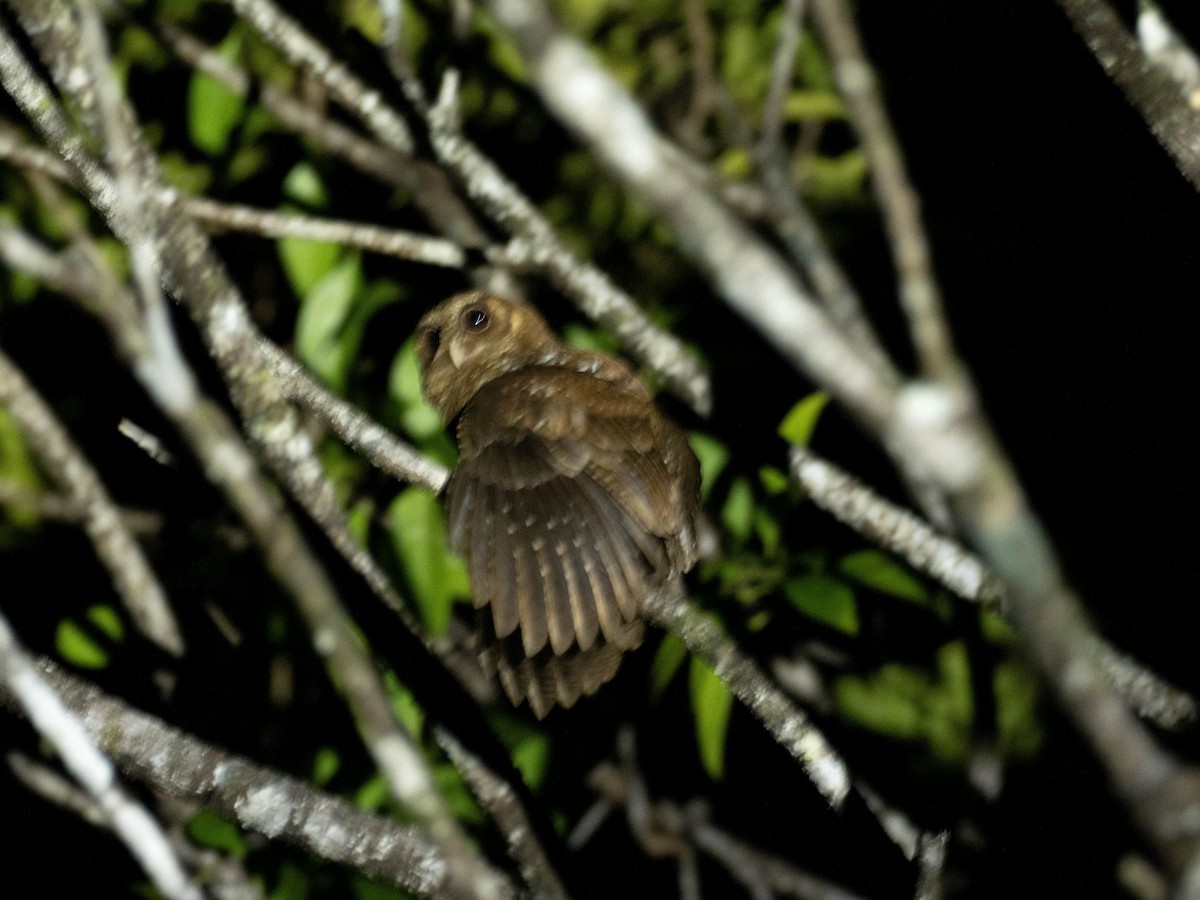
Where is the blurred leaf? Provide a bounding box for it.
[278,235,341,301]
[785,90,844,121]
[295,254,362,390]
[649,632,688,699]
[86,605,124,642]
[721,19,768,104]
[493,717,550,791]
[721,477,754,543]
[512,731,550,791]
[805,150,868,203]
[836,668,922,739]
[187,29,246,155]
[716,147,753,180]
[785,574,858,634]
[995,661,1043,758]
[387,487,470,636]
[158,152,213,194]
[354,773,390,812]
[283,161,329,207]
[384,672,426,736]
[187,811,247,858]
[838,550,928,603]
[347,497,374,545]
[778,391,829,445]
[796,32,835,90]
[754,507,781,556]
[388,339,445,443]
[434,761,485,825]
[563,323,619,355]
[342,0,383,42]
[690,657,733,779]
[0,407,41,527]
[268,862,311,900]
[56,620,108,669]
[312,747,340,786]
[758,465,790,495]
[980,610,1016,644]
[689,432,729,502]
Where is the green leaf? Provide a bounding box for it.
[785,574,858,634]
[994,661,1043,758]
[282,161,329,208]
[0,407,42,528]
[784,89,844,121]
[835,669,923,739]
[778,391,829,445]
[312,747,340,786]
[690,657,733,780]
[294,255,362,390]
[493,717,550,791]
[388,338,447,443]
[838,550,928,603]
[721,477,754,543]
[278,234,341,301]
[385,672,426,736]
[187,811,247,857]
[354,773,390,812]
[805,150,868,203]
[158,152,213,194]
[648,632,688,699]
[86,605,124,642]
[56,620,108,669]
[511,731,550,791]
[387,488,470,636]
[721,19,768,104]
[187,30,246,155]
[688,432,729,502]
[758,465,790,495]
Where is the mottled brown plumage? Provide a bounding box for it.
[416,291,700,717]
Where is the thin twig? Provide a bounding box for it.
[809,0,956,383]
[0,348,184,655]
[231,0,712,415]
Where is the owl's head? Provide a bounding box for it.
[416,291,559,422]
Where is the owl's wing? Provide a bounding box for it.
[444,366,698,715]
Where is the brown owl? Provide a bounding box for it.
[415,291,701,717]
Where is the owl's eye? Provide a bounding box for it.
[424,327,441,357]
[463,308,490,331]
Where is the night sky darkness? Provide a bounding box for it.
[4,2,1200,898]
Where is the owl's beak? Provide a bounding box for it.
[448,336,468,369]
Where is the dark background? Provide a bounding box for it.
[3,1,1200,898]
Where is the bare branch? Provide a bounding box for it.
[187,198,468,267]
[0,11,491,875]
[1056,0,1200,192]
[643,580,851,808]
[0,348,184,655]
[0,612,201,900]
[809,0,957,381]
[0,659,517,900]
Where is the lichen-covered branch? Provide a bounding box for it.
[0,659,516,900]
[0,612,201,900]
[643,580,850,809]
[1056,0,1200,192]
